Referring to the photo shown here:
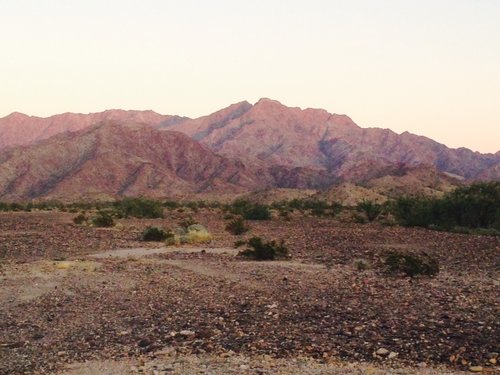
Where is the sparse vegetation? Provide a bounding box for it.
[113,197,164,219]
[354,258,371,271]
[356,200,383,222]
[238,236,289,260]
[385,251,439,277]
[178,216,198,229]
[272,198,342,217]
[226,199,272,220]
[164,224,212,246]
[141,226,168,241]
[91,211,115,227]
[225,216,249,235]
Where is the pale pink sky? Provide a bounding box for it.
[1,0,499,153]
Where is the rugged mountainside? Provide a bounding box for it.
[0,122,272,201]
[164,98,499,181]
[0,109,187,149]
[0,99,498,200]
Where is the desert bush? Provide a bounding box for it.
[226,200,271,220]
[91,211,115,227]
[385,251,439,277]
[114,197,164,219]
[178,216,198,229]
[141,226,168,241]
[391,182,500,231]
[243,203,271,220]
[73,213,88,225]
[225,217,249,235]
[163,200,179,210]
[357,200,383,222]
[239,236,289,260]
[165,224,212,246]
[354,258,371,271]
[275,198,342,217]
[184,224,212,244]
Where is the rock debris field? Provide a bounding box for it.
[0,211,498,374]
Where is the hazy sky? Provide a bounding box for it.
[1,0,499,153]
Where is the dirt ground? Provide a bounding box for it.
[0,210,498,374]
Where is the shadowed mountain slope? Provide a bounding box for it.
[0,122,270,201]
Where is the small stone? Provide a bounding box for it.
[57,351,66,356]
[469,366,483,372]
[179,330,195,336]
[388,351,398,359]
[376,348,390,356]
[240,364,250,370]
[489,358,497,365]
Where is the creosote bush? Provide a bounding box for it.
[239,236,289,261]
[141,226,168,242]
[114,197,164,219]
[225,217,249,235]
[91,211,115,228]
[385,251,439,277]
[356,200,383,222]
[226,200,271,220]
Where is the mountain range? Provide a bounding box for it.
[0,99,498,201]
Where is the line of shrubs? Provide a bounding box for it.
[4,182,499,235]
[390,182,500,233]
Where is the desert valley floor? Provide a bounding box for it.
[0,210,498,374]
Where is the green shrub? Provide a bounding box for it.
[114,197,164,219]
[225,217,249,235]
[357,200,383,222]
[239,236,289,260]
[244,204,271,220]
[391,182,500,231]
[163,200,179,210]
[273,198,342,217]
[226,200,271,220]
[385,251,439,277]
[141,226,168,241]
[91,211,115,227]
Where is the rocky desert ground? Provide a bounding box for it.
[0,209,498,374]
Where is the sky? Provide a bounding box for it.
[1,0,499,153]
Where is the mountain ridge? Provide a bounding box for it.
[0,99,498,197]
